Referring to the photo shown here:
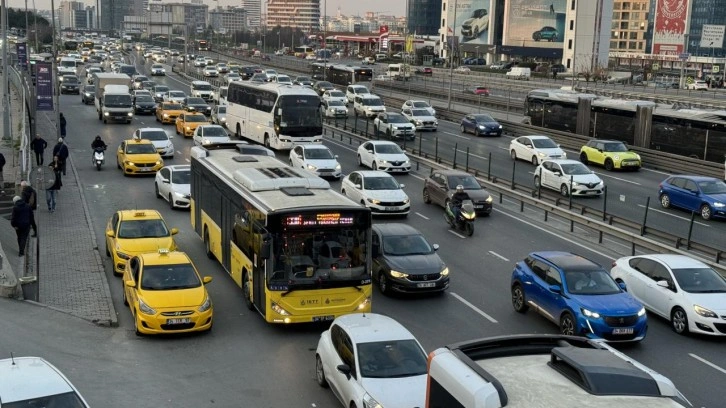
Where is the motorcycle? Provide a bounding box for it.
[93,146,106,171]
[444,199,476,236]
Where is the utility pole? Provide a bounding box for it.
[323,0,326,79]
[446,0,458,110]
[51,0,61,140]
[2,0,11,141]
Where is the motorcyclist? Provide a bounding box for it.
[450,185,471,221]
[91,135,107,160]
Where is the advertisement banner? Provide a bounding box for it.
[16,43,28,71]
[504,0,566,49]
[444,0,493,46]
[36,62,54,111]
[653,0,690,55]
[379,25,389,51]
[700,24,725,48]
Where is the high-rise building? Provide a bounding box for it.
[266,0,320,31]
[71,6,97,29]
[210,7,247,34]
[101,0,135,31]
[688,0,726,57]
[407,0,442,36]
[609,0,650,54]
[59,0,85,29]
[243,0,262,29]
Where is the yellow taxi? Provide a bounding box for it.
[175,112,209,137]
[156,101,185,124]
[116,138,164,176]
[123,249,213,335]
[105,210,178,275]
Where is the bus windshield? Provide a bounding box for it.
[278,95,323,136]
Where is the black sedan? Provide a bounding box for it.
[81,85,95,104]
[182,97,212,116]
[422,169,493,215]
[133,95,157,115]
[60,76,80,94]
[372,223,449,295]
[460,113,502,136]
[313,81,335,96]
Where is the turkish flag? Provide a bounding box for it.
[379,25,389,35]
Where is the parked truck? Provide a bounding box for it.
[93,73,134,124]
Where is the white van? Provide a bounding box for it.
[190,80,214,101]
[354,94,386,118]
[506,66,531,80]
[346,84,370,104]
[58,57,78,75]
[215,86,229,105]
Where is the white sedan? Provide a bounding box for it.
[150,64,166,76]
[357,141,411,173]
[315,313,427,408]
[155,165,191,209]
[193,125,231,146]
[134,127,174,158]
[401,108,438,131]
[611,254,726,336]
[275,75,293,84]
[289,144,342,179]
[401,100,436,116]
[534,159,604,197]
[193,58,207,67]
[164,90,186,104]
[322,90,347,105]
[510,135,567,165]
[203,66,218,77]
[224,73,242,84]
[341,171,410,216]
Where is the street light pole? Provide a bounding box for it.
[1,0,10,141]
[50,0,60,140]
[323,0,327,79]
[446,0,458,110]
[678,34,689,89]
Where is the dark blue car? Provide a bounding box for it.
[511,251,647,342]
[659,175,726,220]
[459,114,502,137]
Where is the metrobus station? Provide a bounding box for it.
[320,33,427,57]
[610,52,726,85]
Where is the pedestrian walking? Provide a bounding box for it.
[0,151,5,191]
[52,138,69,176]
[47,156,63,213]
[59,113,67,138]
[11,196,34,256]
[30,134,48,166]
[20,180,38,237]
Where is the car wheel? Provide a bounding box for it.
[531,155,538,166]
[169,194,175,210]
[117,158,121,169]
[511,284,529,313]
[105,240,111,257]
[372,161,378,170]
[155,182,161,198]
[204,229,214,259]
[378,273,390,295]
[671,307,689,335]
[242,271,254,310]
[604,159,614,171]
[422,188,431,204]
[534,175,541,189]
[560,184,569,197]
[460,124,466,134]
[660,194,671,209]
[134,312,144,336]
[579,152,588,165]
[315,355,329,388]
[510,150,517,160]
[560,312,576,335]
[700,204,712,220]
[122,289,128,306]
[176,127,180,135]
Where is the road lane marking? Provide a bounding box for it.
[415,212,429,220]
[453,148,489,161]
[594,172,641,185]
[451,293,498,323]
[447,230,467,239]
[689,353,726,375]
[488,251,510,262]
[443,131,470,140]
[636,205,710,227]
[185,158,190,162]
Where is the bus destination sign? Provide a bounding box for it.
[283,213,355,227]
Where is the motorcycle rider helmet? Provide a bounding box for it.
[456,185,464,193]
[95,135,101,141]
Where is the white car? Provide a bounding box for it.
[211,105,227,126]
[401,100,436,116]
[150,64,166,76]
[341,171,410,215]
[0,356,91,407]
[203,66,218,77]
[320,99,349,118]
[164,90,187,104]
[289,144,342,179]
[454,66,471,73]
[687,80,708,90]
[534,159,604,197]
[275,74,292,84]
[510,135,567,165]
[315,313,427,408]
[346,84,370,104]
[322,90,347,105]
[204,57,215,65]
[194,57,207,67]
[153,54,167,63]
[611,254,726,336]
[193,125,231,146]
[373,112,416,140]
[143,50,154,58]
[224,72,242,84]
[264,69,278,80]
[357,141,411,173]
[134,127,174,158]
[154,164,191,209]
[401,108,438,131]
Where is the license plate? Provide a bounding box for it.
[612,328,634,335]
[387,206,402,211]
[312,315,334,322]
[474,204,484,209]
[391,168,406,172]
[167,318,191,324]
[139,168,153,172]
[417,282,436,288]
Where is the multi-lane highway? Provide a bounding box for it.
[3,50,724,407]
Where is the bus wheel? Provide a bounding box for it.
[236,124,241,138]
[243,271,254,310]
[203,228,214,259]
[264,135,270,148]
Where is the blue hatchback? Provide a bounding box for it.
[658,175,726,220]
[511,251,647,342]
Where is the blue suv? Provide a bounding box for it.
[659,175,726,220]
[511,251,647,342]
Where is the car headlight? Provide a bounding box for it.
[694,304,718,318]
[440,267,449,276]
[431,109,436,115]
[127,112,133,117]
[104,112,109,116]
[713,202,725,208]
[486,195,493,203]
[306,164,317,170]
[637,307,646,317]
[377,159,387,164]
[115,250,130,260]
[85,92,91,97]
[198,295,212,312]
[173,191,186,198]
[404,160,410,165]
[581,308,601,318]
[362,393,383,408]
[356,296,371,311]
[221,117,226,122]
[367,198,381,205]
[635,153,641,160]
[138,298,156,315]
[562,151,567,158]
[390,270,409,278]
[479,125,485,129]
[270,301,290,316]
[415,120,423,126]
[498,125,503,129]
[613,155,620,161]
[538,152,547,157]
[186,126,191,130]
[402,197,410,204]
[163,113,169,117]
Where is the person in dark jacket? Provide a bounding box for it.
[11,196,34,256]
[21,180,38,237]
[52,138,69,176]
[47,156,63,212]
[30,134,48,166]
[0,152,5,190]
[59,113,67,138]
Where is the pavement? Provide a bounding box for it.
[0,80,117,327]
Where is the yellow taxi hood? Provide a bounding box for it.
[140,286,207,309]
[118,236,175,254]
[126,153,162,162]
[165,108,184,116]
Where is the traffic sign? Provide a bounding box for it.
[714,65,720,73]
[679,53,691,61]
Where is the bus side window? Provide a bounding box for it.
[236,211,254,257]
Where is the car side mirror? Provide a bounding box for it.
[432,244,440,251]
[106,230,115,238]
[553,171,562,176]
[337,364,352,380]
[367,150,373,153]
[400,183,405,188]
[169,135,174,139]
[548,284,562,294]
[354,184,362,190]
[334,155,339,159]
[618,281,627,291]
[124,280,136,288]
[202,276,213,284]
[162,178,170,184]
[656,280,670,289]
[170,227,179,235]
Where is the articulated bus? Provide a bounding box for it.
[310,63,373,86]
[190,147,373,323]
[197,40,209,51]
[63,40,79,51]
[226,81,323,149]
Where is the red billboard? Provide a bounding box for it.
[379,25,389,50]
[653,0,690,55]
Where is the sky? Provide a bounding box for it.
[7,0,407,17]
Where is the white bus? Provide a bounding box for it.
[387,63,412,80]
[227,81,323,150]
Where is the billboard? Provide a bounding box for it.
[653,0,690,55]
[379,25,389,51]
[16,43,27,71]
[504,0,566,49]
[36,62,53,111]
[444,0,494,46]
[700,24,725,48]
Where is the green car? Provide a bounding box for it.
[579,139,641,171]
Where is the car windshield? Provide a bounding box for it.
[3,391,87,408]
[277,76,291,82]
[328,100,345,107]
[172,169,191,184]
[136,96,154,103]
[151,64,163,69]
[387,115,409,123]
[297,76,311,81]
[412,101,430,108]
[604,142,628,152]
[532,138,558,148]
[316,81,333,88]
[672,267,726,293]
[170,91,185,97]
[411,109,430,117]
[135,76,148,82]
[187,98,206,104]
[560,162,592,175]
[140,263,201,290]
[362,98,382,106]
[194,84,213,90]
[473,114,495,122]
[357,340,427,379]
[186,115,207,122]
[201,127,227,137]
[698,180,726,194]
[215,106,226,114]
[126,143,158,154]
[164,103,182,110]
[118,219,169,239]
[155,86,169,93]
[383,234,433,256]
[364,176,399,190]
[447,175,482,190]
[105,95,131,107]
[375,144,403,154]
[304,148,334,159]
[565,270,621,295]
[329,91,345,97]
[141,130,167,141]
[143,82,156,88]
[85,86,95,92]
